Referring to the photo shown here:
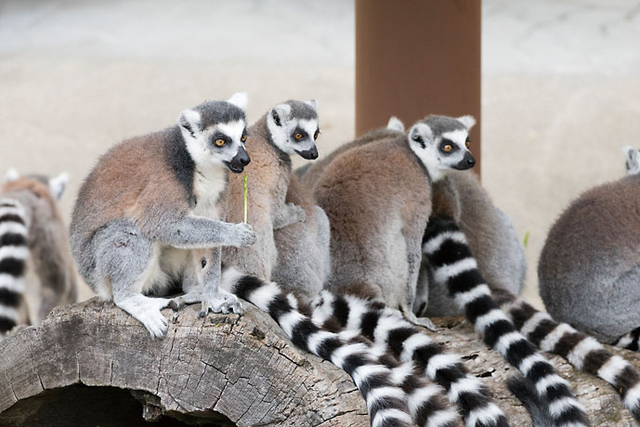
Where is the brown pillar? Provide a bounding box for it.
[355,0,482,176]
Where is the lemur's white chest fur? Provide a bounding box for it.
[146,165,228,295]
[191,165,227,220]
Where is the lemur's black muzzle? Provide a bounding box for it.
[452,151,476,170]
[296,146,319,160]
[226,147,251,173]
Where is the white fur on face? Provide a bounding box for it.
[408,125,472,181]
[182,116,246,169]
[408,123,444,181]
[267,104,319,156]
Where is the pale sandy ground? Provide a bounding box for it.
[1,0,639,309]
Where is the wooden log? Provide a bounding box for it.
[0,298,638,426]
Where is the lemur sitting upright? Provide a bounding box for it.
[306,115,594,427]
[70,94,256,339]
[0,170,76,339]
[220,100,322,284]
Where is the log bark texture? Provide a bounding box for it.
[0,298,638,426]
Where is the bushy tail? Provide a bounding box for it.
[0,199,29,339]
[614,327,640,352]
[507,299,640,422]
[506,376,555,427]
[221,268,416,427]
[423,216,589,427]
[312,291,509,427]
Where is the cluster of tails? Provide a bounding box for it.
[223,214,640,426]
[0,198,29,338]
[422,215,640,425]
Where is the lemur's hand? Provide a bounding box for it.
[232,223,256,247]
[286,203,306,224]
[273,203,306,230]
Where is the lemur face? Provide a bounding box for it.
[267,100,320,160]
[407,115,476,181]
[623,146,640,176]
[179,94,251,173]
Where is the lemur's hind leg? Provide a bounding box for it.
[200,247,242,316]
[169,248,242,316]
[94,221,170,338]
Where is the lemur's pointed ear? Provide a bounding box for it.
[622,146,640,175]
[457,115,476,130]
[49,172,69,201]
[387,116,405,132]
[179,109,202,137]
[227,92,248,111]
[305,99,319,110]
[408,122,433,147]
[5,168,19,182]
[270,103,292,127]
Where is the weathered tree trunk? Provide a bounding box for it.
[0,298,638,426]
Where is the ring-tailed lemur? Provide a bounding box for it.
[70,94,257,339]
[221,268,461,427]
[413,170,526,317]
[0,170,77,340]
[219,100,321,285]
[283,116,513,427]
[306,115,594,427]
[539,146,640,346]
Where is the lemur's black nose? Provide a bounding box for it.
[466,157,476,167]
[239,153,250,166]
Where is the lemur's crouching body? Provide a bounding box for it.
[308,116,520,427]
[414,171,526,317]
[70,95,255,338]
[0,172,76,339]
[222,100,320,284]
[539,147,640,345]
[272,173,331,300]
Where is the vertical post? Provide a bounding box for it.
[355,0,482,176]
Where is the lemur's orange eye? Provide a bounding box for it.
[314,130,319,140]
[443,144,453,152]
[465,141,470,148]
[215,139,225,147]
[241,135,247,143]
[295,133,303,140]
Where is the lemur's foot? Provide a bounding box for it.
[405,312,437,331]
[199,290,243,317]
[116,295,170,339]
[168,291,202,311]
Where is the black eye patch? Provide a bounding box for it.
[291,127,308,141]
[212,133,231,147]
[440,139,459,153]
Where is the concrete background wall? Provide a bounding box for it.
[1,0,639,307]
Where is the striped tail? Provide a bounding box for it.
[423,216,589,427]
[312,291,509,427]
[614,327,640,352]
[0,199,29,339]
[508,299,640,422]
[221,268,415,427]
